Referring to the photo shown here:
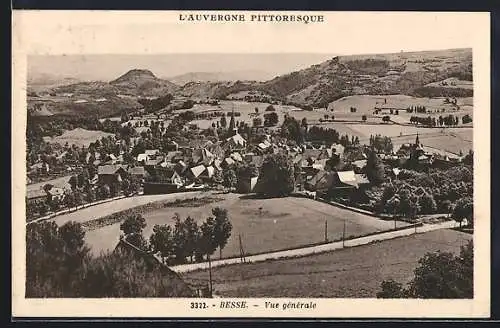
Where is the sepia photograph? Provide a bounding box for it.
[12,11,490,318]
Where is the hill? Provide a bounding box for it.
[27,69,180,117]
[110,69,180,96]
[174,48,473,108]
[260,48,473,107]
[168,70,275,85]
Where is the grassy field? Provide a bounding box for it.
[183,229,472,298]
[83,194,407,257]
[390,128,473,155]
[42,128,115,147]
[27,175,72,193]
[328,95,473,114]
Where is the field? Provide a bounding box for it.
[26,174,72,199]
[183,229,472,298]
[42,128,115,147]
[328,95,473,114]
[82,194,407,257]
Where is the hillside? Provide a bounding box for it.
[168,70,275,85]
[27,69,179,117]
[174,48,473,108]
[177,80,259,99]
[260,48,473,107]
[110,69,180,96]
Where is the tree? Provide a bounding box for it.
[212,207,233,259]
[26,221,90,297]
[264,112,279,127]
[398,188,419,219]
[120,214,147,249]
[376,279,406,298]
[97,184,111,200]
[365,151,385,185]
[452,197,473,228]
[171,214,188,264]
[418,192,437,214]
[253,117,262,127]
[257,154,295,197]
[228,112,236,132]
[149,224,174,264]
[254,107,259,114]
[220,116,227,128]
[362,115,367,122]
[382,115,391,123]
[183,216,200,262]
[378,241,473,299]
[68,175,78,190]
[265,105,275,111]
[223,168,237,191]
[198,217,218,259]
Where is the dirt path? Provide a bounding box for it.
[171,220,458,273]
[49,190,210,226]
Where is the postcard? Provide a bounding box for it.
[12,10,490,318]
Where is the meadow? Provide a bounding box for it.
[42,128,115,148]
[82,193,405,258]
[183,229,472,298]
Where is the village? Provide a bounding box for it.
[26,100,470,224]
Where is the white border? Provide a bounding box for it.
[12,10,491,318]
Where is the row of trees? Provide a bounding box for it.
[409,114,464,127]
[120,209,233,265]
[375,166,473,222]
[369,134,394,154]
[406,105,428,113]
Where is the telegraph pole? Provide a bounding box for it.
[324,220,328,242]
[239,234,246,263]
[208,254,213,297]
[342,220,346,247]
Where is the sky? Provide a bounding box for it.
[27,53,337,82]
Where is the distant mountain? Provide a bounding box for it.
[109,69,180,96]
[175,48,473,107]
[167,70,276,86]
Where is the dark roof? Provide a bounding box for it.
[128,166,146,175]
[97,164,127,175]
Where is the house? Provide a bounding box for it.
[352,159,367,173]
[128,166,148,180]
[200,166,216,182]
[223,157,235,167]
[312,170,370,198]
[225,133,247,149]
[145,149,160,157]
[331,144,345,158]
[174,160,188,174]
[97,165,128,186]
[230,152,243,162]
[213,159,222,171]
[47,187,67,202]
[26,188,47,203]
[192,148,215,166]
[137,153,149,163]
[189,165,206,180]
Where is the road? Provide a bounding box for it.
[171,220,458,273]
[50,190,209,226]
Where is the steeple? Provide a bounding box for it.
[228,108,236,136]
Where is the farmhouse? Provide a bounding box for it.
[309,170,370,199]
[97,165,128,185]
